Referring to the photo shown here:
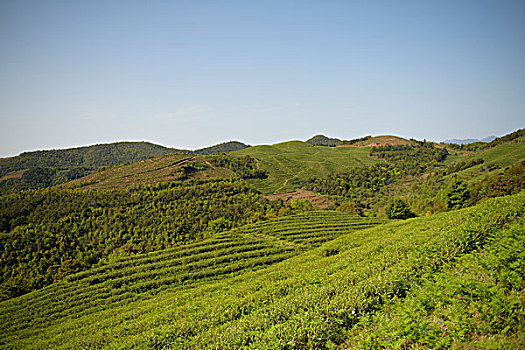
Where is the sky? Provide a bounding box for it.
[1,0,524,156]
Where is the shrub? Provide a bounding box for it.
[446,177,470,210]
[385,198,415,219]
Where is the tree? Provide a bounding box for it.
[290,199,313,212]
[385,198,415,219]
[446,177,470,210]
[337,201,363,216]
[207,217,232,234]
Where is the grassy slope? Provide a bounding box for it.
[443,142,525,183]
[1,193,522,349]
[58,140,377,193]
[234,141,379,194]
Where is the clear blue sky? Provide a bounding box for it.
[1,0,524,156]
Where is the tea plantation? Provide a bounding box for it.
[1,192,522,349]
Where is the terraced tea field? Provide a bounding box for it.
[0,211,384,348]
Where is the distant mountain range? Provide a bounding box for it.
[442,136,497,144]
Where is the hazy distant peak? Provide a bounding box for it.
[443,136,496,145]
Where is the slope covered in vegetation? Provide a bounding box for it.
[0,142,182,194]
[0,141,251,195]
[0,179,280,298]
[1,192,522,349]
[304,140,525,216]
[62,153,266,190]
[234,141,379,194]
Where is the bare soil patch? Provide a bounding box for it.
[264,189,333,209]
[0,169,29,181]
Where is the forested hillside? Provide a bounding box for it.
[0,142,181,195]
[0,141,251,195]
[193,141,250,155]
[304,140,525,216]
[1,192,522,349]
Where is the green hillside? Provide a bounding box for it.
[0,141,182,178]
[1,193,522,349]
[234,141,379,194]
[443,142,525,183]
[64,154,233,190]
[0,142,183,195]
[0,141,251,195]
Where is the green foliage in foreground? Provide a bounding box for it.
[0,193,522,349]
[0,211,384,348]
[0,179,280,298]
[347,219,524,349]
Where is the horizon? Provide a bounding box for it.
[2,1,524,157]
[1,128,516,158]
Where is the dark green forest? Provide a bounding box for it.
[193,141,250,155]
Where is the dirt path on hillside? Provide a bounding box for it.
[203,160,216,169]
[0,169,29,181]
[167,157,196,169]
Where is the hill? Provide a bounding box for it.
[2,138,383,197]
[1,193,522,349]
[194,141,250,155]
[0,141,250,195]
[347,135,413,147]
[306,134,347,146]
[305,134,411,147]
[234,141,379,194]
[0,142,182,195]
[0,142,182,176]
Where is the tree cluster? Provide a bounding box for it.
[208,154,267,179]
